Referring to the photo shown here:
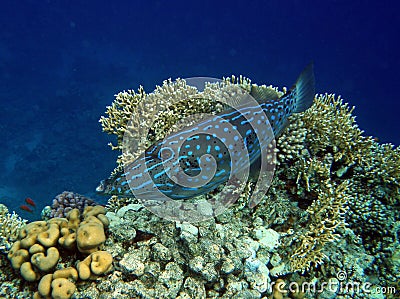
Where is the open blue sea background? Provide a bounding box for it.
[0,0,399,220]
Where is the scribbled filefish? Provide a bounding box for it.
[97,64,315,201]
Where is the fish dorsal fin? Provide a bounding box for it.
[250,85,280,103]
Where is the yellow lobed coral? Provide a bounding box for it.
[76,250,113,280]
[76,220,106,254]
[34,272,77,299]
[7,205,112,299]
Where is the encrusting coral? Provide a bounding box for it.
[6,205,112,299]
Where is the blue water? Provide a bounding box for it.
[0,0,399,220]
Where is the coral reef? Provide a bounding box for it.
[269,93,399,297]
[2,77,399,298]
[44,191,96,219]
[5,205,112,299]
[95,77,400,298]
[277,93,399,268]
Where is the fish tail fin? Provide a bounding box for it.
[292,62,315,113]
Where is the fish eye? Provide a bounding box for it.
[159,147,174,160]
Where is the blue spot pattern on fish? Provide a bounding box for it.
[97,63,315,200]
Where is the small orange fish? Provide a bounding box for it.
[25,197,36,207]
[20,205,33,213]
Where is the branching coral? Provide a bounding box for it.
[301,93,374,165]
[299,94,400,204]
[288,180,349,273]
[346,185,394,237]
[357,142,400,205]
[99,79,225,171]
[0,204,27,252]
[274,93,400,274]
[276,115,307,164]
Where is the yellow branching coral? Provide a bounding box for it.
[301,93,374,165]
[297,93,400,205]
[99,86,147,151]
[99,79,225,169]
[295,154,332,192]
[289,180,349,273]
